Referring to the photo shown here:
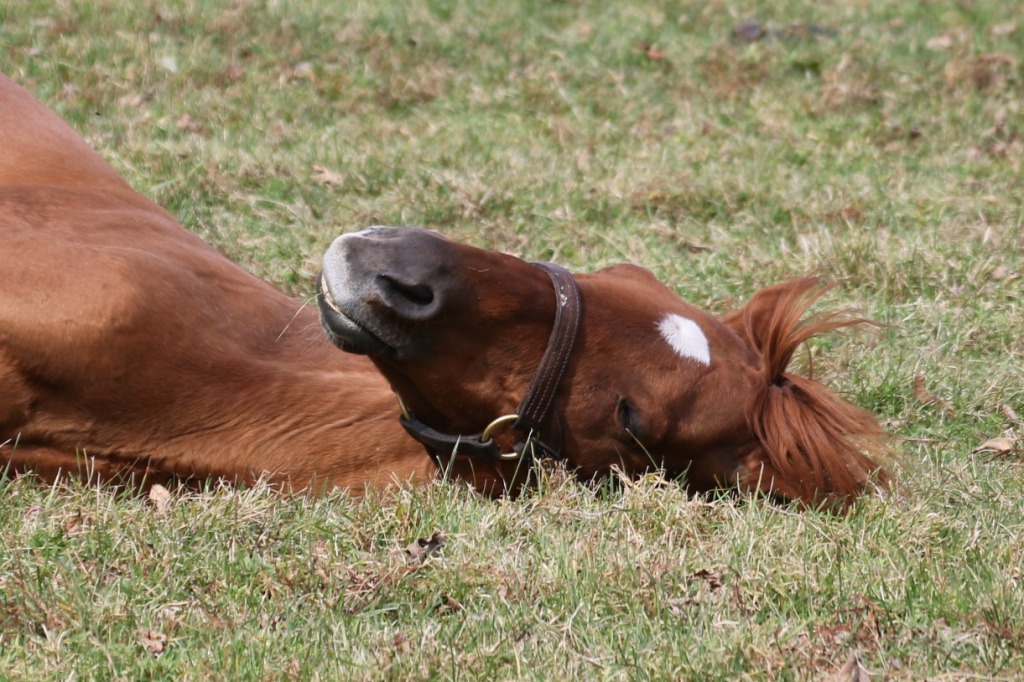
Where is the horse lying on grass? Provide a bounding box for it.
[317,227,890,506]
[0,72,889,507]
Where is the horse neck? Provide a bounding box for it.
[127,273,434,490]
[0,72,433,491]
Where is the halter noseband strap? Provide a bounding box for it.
[399,262,583,465]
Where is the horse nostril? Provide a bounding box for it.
[377,274,435,307]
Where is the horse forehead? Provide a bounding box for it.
[656,313,711,366]
[579,267,735,368]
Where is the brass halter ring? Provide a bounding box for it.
[480,414,522,460]
[481,413,519,443]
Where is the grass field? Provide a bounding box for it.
[2,0,1023,679]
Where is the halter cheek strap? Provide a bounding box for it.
[399,262,583,464]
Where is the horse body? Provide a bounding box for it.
[1,72,888,504]
[0,73,431,489]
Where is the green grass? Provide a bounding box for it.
[2,0,1023,679]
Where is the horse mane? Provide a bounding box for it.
[721,277,890,507]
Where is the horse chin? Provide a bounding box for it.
[316,276,396,357]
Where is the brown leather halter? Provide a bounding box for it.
[399,262,583,466]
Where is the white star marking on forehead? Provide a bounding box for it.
[657,314,711,366]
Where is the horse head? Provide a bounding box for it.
[318,226,888,506]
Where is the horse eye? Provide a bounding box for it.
[617,398,642,436]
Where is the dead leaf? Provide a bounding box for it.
[881,417,903,431]
[973,436,1018,457]
[824,652,870,682]
[926,34,955,51]
[945,52,1016,91]
[158,604,183,628]
[572,21,594,42]
[224,61,245,84]
[292,61,315,81]
[435,594,463,614]
[677,569,726,607]
[732,21,767,43]
[176,113,201,133]
[690,569,723,591]
[62,509,84,534]
[158,54,178,73]
[574,148,591,173]
[392,632,412,654]
[1001,404,1020,424]
[986,264,1019,282]
[643,43,667,62]
[404,531,446,562]
[839,205,864,225]
[310,540,332,582]
[148,484,172,514]
[118,92,148,108]
[992,22,1017,37]
[311,164,343,187]
[140,628,167,656]
[912,374,954,417]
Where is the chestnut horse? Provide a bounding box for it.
[318,228,889,505]
[1,72,888,504]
